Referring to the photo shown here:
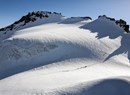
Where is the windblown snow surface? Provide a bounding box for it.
[0,14,130,95]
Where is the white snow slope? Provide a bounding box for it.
[0,14,130,95]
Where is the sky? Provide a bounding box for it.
[0,0,130,28]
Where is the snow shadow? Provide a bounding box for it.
[59,17,88,24]
[104,34,130,62]
[80,18,130,62]
[58,78,130,95]
[0,39,98,80]
[83,79,130,95]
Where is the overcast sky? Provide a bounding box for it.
[0,0,129,28]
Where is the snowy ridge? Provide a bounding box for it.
[0,11,92,41]
[0,13,130,95]
[0,11,65,41]
[0,11,63,31]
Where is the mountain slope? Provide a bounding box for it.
[0,13,130,95]
[0,11,65,41]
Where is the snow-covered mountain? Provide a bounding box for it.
[0,11,130,95]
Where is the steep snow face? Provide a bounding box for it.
[81,17,125,39]
[0,16,130,95]
[81,17,130,62]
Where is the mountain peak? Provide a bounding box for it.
[17,11,62,24]
[98,15,130,33]
[0,11,63,32]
